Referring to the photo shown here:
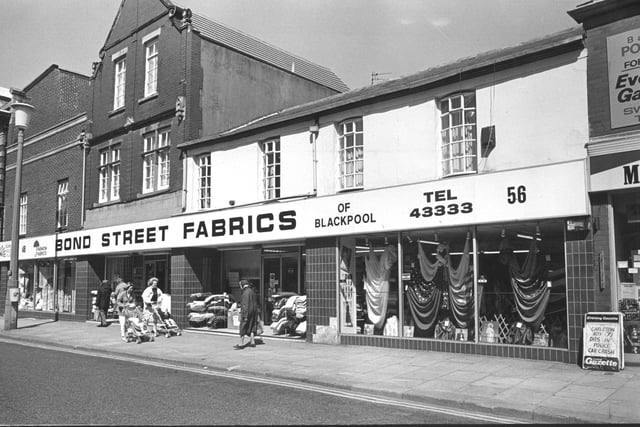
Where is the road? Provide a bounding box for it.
[0,341,523,425]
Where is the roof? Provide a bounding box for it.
[188,12,349,93]
[178,26,584,149]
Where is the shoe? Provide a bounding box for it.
[233,344,245,350]
[121,337,128,342]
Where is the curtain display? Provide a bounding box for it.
[447,235,474,329]
[364,245,398,328]
[499,238,550,328]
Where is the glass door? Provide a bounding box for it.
[262,253,300,325]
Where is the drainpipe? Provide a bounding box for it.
[79,130,89,228]
[309,122,319,196]
[0,109,10,240]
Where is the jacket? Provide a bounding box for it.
[142,286,163,306]
[117,290,135,315]
[95,283,112,312]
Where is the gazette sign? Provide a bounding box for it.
[608,28,640,128]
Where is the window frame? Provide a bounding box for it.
[98,144,121,204]
[144,38,159,97]
[19,193,27,235]
[111,47,127,111]
[56,179,69,229]
[439,91,477,177]
[262,138,281,200]
[337,117,364,191]
[142,129,170,194]
[197,154,212,210]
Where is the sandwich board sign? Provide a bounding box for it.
[582,312,624,371]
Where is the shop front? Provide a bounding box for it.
[590,149,640,356]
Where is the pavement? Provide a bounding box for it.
[1,317,639,425]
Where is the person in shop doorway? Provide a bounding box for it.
[142,277,163,337]
[95,280,112,327]
[235,279,259,349]
[113,274,128,302]
[117,283,135,342]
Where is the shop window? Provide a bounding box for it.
[17,262,34,310]
[19,193,27,235]
[440,92,477,177]
[98,144,120,203]
[337,118,364,191]
[34,261,55,311]
[56,258,77,313]
[197,154,211,209]
[56,179,69,229]
[143,129,170,193]
[612,194,640,354]
[262,138,280,200]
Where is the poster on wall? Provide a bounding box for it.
[607,28,640,129]
[582,312,624,371]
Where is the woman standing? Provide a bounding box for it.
[234,280,259,349]
[117,283,135,342]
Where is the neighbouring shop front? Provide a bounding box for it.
[1,159,591,362]
[590,149,640,356]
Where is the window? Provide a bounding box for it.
[57,180,69,229]
[19,193,27,235]
[262,139,280,200]
[113,57,126,110]
[197,154,211,209]
[99,145,120,203]
[143,129,170,193]
[338,118,364,190]
[440,92,477,176]
[144,38,158,97]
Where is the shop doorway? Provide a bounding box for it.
[262,252,300,325]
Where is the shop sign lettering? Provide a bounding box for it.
[183,211,296,238]
[608,29,640,128]
[314,203,377,228]
[409,189,473,219]
[623,164,640,185]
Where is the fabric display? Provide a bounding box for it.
[270,294,307,337]
[383,315,399,336]
[447,236,474,329]
[364,245,398,329]
[499,238,550,329]
[434,318,455,340]
[187,292,234,328]
[506,323,533,345]
[405,257,441,332]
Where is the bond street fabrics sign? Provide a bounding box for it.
[0,160,589,260]
[608,28,640,129]
[582,312,624,372]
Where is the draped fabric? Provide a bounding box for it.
[364,245,398,328]
[405,266,441,331]
[500,238,550,328]
[418,242,446,282]
[447,236,474,328]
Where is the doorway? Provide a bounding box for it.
[262,252,300,325]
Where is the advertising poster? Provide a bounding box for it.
[582,312,624,372]
[607,29,640,129]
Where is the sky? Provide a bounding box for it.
[0,0,583,92]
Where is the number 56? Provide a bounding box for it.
[507,185,526,204]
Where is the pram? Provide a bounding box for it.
[123,304,155,344]
[151,305,182,337]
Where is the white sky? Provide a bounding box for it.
[0,0,582,91]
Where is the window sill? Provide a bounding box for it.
[138,93,158,104]
[108,107,125,117]
[337,187,364,194]
[137,187,170,199]
[93,199,121,208]
[442,170,478,178]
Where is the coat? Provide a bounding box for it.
[117,290,136,315]
[95,282,112,312]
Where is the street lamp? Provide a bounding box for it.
[3,94,34,331]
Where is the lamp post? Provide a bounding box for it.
[3,97,34,331]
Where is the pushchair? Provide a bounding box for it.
[123,304,155,344]
[149,304,182,337]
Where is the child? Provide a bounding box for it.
[143,303,159,337]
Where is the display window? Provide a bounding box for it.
[612,193,640,354]
[339,219,568,349]
[17,258,77,314]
